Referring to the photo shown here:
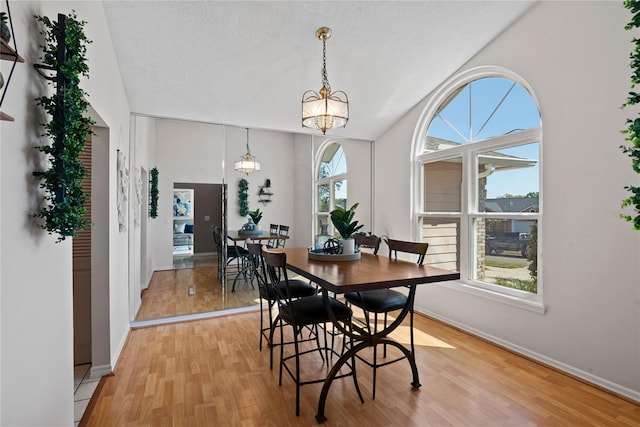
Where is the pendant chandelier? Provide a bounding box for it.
[302,27,349,135]
[234,128,261,175]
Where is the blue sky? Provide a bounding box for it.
[428,77,540,199]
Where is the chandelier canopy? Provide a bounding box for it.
[302,27,349,135]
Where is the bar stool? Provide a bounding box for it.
[343,238,428,399]
[277,224,289,247]
[262,247,363,416]
[246,243,317,369]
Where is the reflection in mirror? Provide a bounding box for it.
[130,116,264,324]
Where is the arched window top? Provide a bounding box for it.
[424,76,540,153]
[318,142,346,179]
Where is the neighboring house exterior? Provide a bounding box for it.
[485,196,539,234]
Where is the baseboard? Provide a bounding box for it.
[88,363,112,380]
[417,308,640,404]
[129,304,260,328]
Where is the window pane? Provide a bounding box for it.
[316,215,330,235]
[423,159,462,212]
[318,143,346,179]
[317,184,330,212]
[476,218,537,293]
[478,142,539,211]
[334,180,347,209]
[424,77,540,153]
[420,217,460,272]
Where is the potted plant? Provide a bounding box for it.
[33,12,94,242]
[330,203,364,254]
[0,12,10,43]
[248,208,263,228]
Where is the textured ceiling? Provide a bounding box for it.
[103,1,535,141]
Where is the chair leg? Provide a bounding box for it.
[259,298,265,351]
[409,308,415,357]
[270,313,281,371]
[348,319,364,404]
[372,312,379,400]
[294,328,301,417]
[278,321,285,386]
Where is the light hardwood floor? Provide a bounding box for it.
[136,258,259,321]
[82,309,640,426]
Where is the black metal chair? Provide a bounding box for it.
[246,243,317,369]
[213,226,250,291]
[262,247,363,416]
[343,238,428,399]
[355,234,382,254]
[277,224,290,247]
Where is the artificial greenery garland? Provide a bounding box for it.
[238,178,249,217]
[149,167,159,218]
[622,0,640,230]
[33,12,94,241]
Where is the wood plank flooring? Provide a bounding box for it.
[82,309,640,426]
[136,263,259,321]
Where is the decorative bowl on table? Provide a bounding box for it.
[307,248,361,261]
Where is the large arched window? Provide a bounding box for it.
[315,142,347,239]
[415,69,542,308]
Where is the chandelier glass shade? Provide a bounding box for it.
[302,27,349,134]
[234,128,260,175]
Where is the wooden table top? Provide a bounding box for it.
[227,231,286,242]
[278,247,460,294]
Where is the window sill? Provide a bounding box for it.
[436,280,546,314]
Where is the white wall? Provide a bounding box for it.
[224,127,299,240]
[0,2,131,425]
[375,1,640,400]
[147,119,310,270]
[151,119,224,270]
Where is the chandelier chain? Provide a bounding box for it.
[321,37,331,92]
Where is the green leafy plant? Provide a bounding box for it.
[149,167,159,218]
[330,203,364,239]
[0,12,10,43]
[621,0,640,230]
[238,179,249,217]
[248,208,263,225]
[33,12,94,242]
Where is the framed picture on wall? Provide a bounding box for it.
[173,189,194,218]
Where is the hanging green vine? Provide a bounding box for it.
[238,178,249,217]
[621,0,640,230]
[33,12,94,241]
[149,167,159,218]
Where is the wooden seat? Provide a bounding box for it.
[343,238,428,399]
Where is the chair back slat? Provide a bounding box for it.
[387,239,429,265]
[277,225,290,247]
[354,234,381,254]
[262,248,291,300]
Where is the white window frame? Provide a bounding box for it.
[412,66,545,314]
[315,142,347,237]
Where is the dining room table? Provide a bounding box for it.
[276,246,460,423]
[224,231,288,289]
[227,230,287,246]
